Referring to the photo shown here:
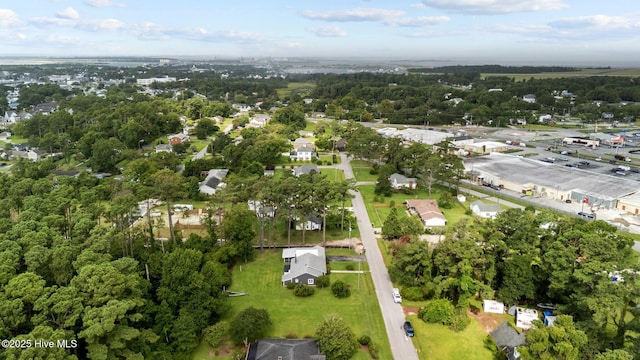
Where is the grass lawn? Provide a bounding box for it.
[358,185,471,228]
[222,250,391,360]
[407,314,494,360]
[276,82,316,99]
[351,160,378,182]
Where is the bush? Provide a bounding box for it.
[203,321,229,348]
[316,159,323,165]
[419,298,455,325]
[368,341,380,359]
[331,280,351,298]
[316,275,330,288]
[285,333,297,339]
[448,308,471,332]
[294,284,315,297]
[286,282,296,290]
[346,264,355,271]
[401,286,424,301]
[358,335,371,346]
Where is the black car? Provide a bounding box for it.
[403,321,415,337]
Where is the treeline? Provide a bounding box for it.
[409,65,581,74]
[388,208,640,358]
[0,160,244,359]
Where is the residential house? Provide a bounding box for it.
[155,144,173,153]
[3,110,18,123]
[389,173,417,190]
[293,138,315,151]
[248,200,276,218]
[292,165,319,177]
[246,339,325,360]
[470,200,502,219]
[522,94,536,103]
[27,149,45,162]
[199,169,229,195]
[290,146,315,161]
[405,199,447,228]
[248,114,271,128]
[33,101,58,115]
[0,131,11,140]
[295,216,322,231]
[490,322,526,360]
[168,133,190,145]
[282,246,327,286]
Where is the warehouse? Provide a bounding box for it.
[464,153,639,209]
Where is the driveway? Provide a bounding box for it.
[340,152,420,360]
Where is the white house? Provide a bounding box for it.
[293,138,315,151]
[405,199,447,228]
[199,169,229,195]
[389,173,417,190]
[290,146,314,161]
[522,94,536,103]
[470,200,502,219]
[155,144,173,153]
[295,216,322,231]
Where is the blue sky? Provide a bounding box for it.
[1,0,639,65]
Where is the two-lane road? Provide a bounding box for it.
[338,152,419,360]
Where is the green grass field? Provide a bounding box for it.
[276,82,316,99]
[407,314,495,360]
[215,250,391,360]
[351,160,379,182]
[482,68,640,81]
[358,184,471,228]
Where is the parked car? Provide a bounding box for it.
[403,321,415,337]
[392,288,402,304]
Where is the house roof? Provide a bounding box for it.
[282,246,326,283]
[406,199,446,221]
[296,146,314,153]
[490,321,526,349]
[199,169,229,195]
[294,138,313,145]
[293,165,319,176]
[390,173,416,185]
[246,339,325,360]
[470,200,502,213]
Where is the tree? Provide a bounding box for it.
[229,307,271,345]
[520,316,588,360]
[382,208,403,239]
[272,103,306,130]
[151,169,184,244]
[331,280,351,298]
[222,204,256,262]
[315,314,358,360]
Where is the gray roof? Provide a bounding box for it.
[390,173,416,185]
[465,153,639,200]
[470,200,502,213]
[490,321,526,349]
[282,246,326,283]
[199,169,229,195]
[296,145,314,153]
[247,339,325,360]
[293,165,319,176]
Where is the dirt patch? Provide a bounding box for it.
[208,344,235,358]
[468,310,502,334]
[403,306,420,316]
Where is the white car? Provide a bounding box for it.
[392,288,402,303]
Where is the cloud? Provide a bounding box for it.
[388,16,449,27]
[421,0,568,14]
[410,3,427,9]
[308,25,347,37]
[0,9,21,27]
[84,0,113,7]
[57,7,80,20]
[301,8,405,22]
[549,15,639,30]
[301,7,448,27]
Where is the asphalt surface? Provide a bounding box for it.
[338,152,420,360]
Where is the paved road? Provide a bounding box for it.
[338,152,419,360]
[192,143,208,161]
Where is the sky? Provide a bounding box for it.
[1,0,639,66]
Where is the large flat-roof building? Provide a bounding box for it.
[464,153,639,209]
